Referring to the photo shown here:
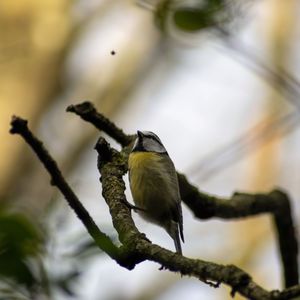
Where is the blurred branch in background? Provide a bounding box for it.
[133,0,300,189]
[1,0,163,218]
[163,0,300,186]
[188,110,299,182]
[0,2,163,298]
[0,0,74,198]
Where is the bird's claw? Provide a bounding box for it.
[123,200,145,212]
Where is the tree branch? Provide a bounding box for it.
[94,137,270,300]
[66,101,134,147]
[94,136,299,300]
[67,101,299,288]
[10,103,299,299]
[9,116,120,260]
[177,174,299,287]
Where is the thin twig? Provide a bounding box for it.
[66,102,134,147]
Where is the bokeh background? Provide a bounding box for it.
[1,0,300,299]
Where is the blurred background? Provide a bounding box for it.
[1,0,300,299]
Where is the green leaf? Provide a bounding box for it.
[0,257,35,288]
[154,0,228,33]
[0,213,42,256]
[173,8,214,32]
[0,211,43,287]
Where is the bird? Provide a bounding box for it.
[128,130,184,254]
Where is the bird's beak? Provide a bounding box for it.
[137,130,143,139]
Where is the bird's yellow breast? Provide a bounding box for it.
[128,152,163,207]
[128,152,161,170]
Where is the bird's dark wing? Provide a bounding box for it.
[160,154,184,243]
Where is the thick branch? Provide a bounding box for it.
[94,138,269,299]
[67,101,299,288]
[9,116,119,260]
[94,138,300,300]
[272,192,299,288]
[277,285,300,299]
[178,173,299,287]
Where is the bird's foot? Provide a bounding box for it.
[123,200,145,212]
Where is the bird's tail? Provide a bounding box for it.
[167,221,182,255]
[173,226,182,255]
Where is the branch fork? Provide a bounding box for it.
[9,101,299,300]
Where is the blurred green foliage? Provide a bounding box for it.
[0,209,42,289]
[154,0,232,32]
[0,206,106,300]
